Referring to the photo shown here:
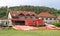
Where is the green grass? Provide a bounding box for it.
[0,28,60,36]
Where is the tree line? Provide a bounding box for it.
[0,5,60,19]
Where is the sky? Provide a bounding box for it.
[0,0,60,9]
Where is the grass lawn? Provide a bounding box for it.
[0,28,60,36]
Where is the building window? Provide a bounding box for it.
[31,17,36,20]
[19,13,25,17]
[26,14,31,19]
[46,18,48,20]
[54,18,56,20]
[50,18,52,20]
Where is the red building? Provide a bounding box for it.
[8,10,44,26]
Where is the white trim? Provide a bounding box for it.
[8,13,12,19]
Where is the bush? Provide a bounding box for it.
[53,22,60,27]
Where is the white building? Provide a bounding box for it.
[38,12,57,24]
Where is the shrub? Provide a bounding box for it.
[53,22,60,27]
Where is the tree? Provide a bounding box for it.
[54,22,60,27]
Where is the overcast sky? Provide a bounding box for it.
[0,0,60,9]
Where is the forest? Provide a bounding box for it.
[0,5,60,19]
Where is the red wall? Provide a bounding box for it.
[25,18,44,26]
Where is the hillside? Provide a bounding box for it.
[0,5,60,19]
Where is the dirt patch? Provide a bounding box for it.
[12,25,60,31]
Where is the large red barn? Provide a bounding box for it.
[8,10,44,26]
